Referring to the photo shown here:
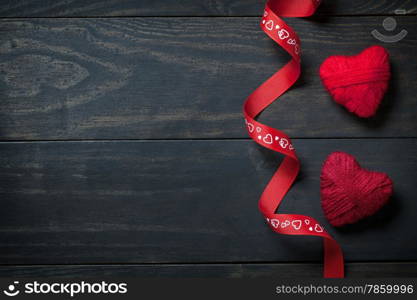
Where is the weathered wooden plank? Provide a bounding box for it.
[0,17,415,140]
[0,139,416,264]
[0,262,416,278]
[0,0,416,17]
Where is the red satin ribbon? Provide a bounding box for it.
[243,0,344,278]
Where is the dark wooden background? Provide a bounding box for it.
[0,0,416,278]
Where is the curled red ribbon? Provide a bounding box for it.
[243,0,344,278]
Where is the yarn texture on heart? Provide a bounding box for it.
[320,152,393,227]
[319,46,391,118]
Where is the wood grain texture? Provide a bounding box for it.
[0,17,416,140]
[0,139,416,265]
[0,0,416,17]
[0,263,416,278]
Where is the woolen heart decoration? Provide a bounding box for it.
[320,152,393,227]
[319,45,391,118]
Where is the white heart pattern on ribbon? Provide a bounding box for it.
[281,220,290,228]
[291,220,302,230]
[314,224,324,232]
[278,29,289,40]
[279,138,289,149]
[265,20,274,31]
[294,44,300,55]
[263,134,273,144]
[247,122,254,133]
[270,219,280,228]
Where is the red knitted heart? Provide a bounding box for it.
[319,46,390,118]
[320,152,393,227]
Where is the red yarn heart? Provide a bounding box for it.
[319,46,391,118]
[320,152,393,227]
